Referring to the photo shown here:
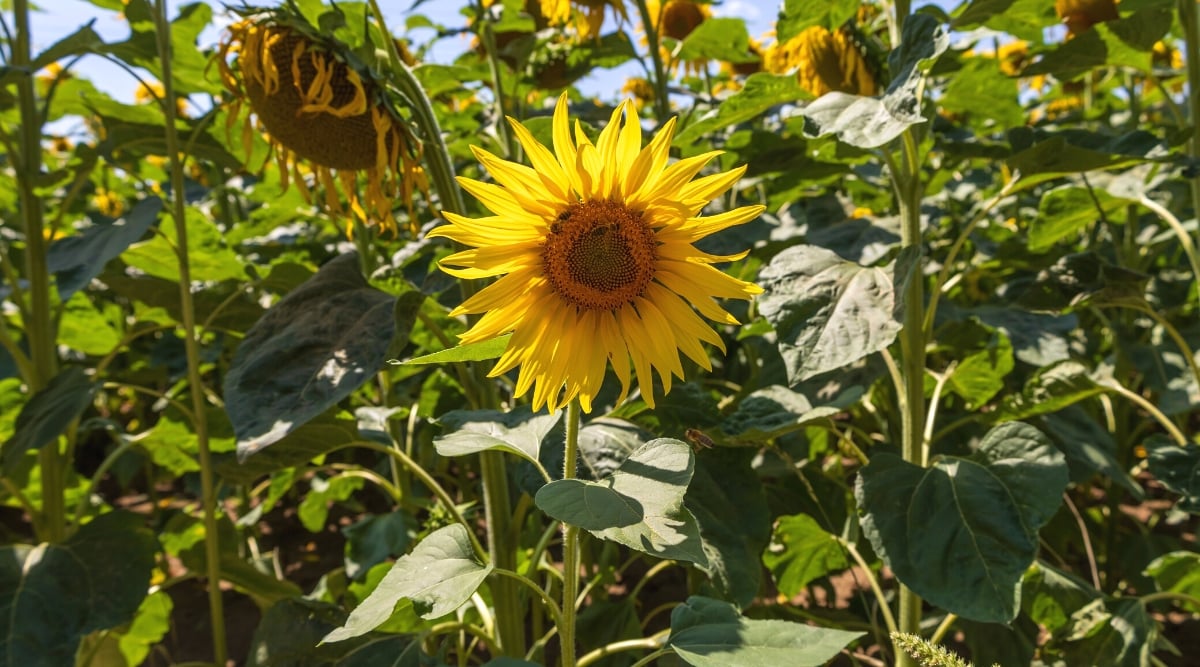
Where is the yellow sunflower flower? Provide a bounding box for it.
[1055,0,1118,36]
[134,80,191,117]
[765,25,877,97]
[541,0,628,41]
[643,0,712,76]
[217,11,424,234]
[621,76,655,109]
[429,94,764,413]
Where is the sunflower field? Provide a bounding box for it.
[5,0,1200,664]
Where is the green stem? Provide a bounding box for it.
[153,3,226,663]
[13,0,65,544]
[838,537,899,638]
[1104,381,1189,446]
[1140,591,1200,608]
[1138,194,1200,314]
[353,440,488,561]
[367,1,524,655]
[577,630,670,667]
[474,0,516,158]
[560,400,582,667]
[633,0,670,123]
[891,36,925,667]
[1179,0,1200,235]
[491,568,565,631]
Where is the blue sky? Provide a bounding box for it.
[28,0,779,104]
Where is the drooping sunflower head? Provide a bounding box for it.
[541,0,628,41]
[429,94,764,413]
[1055,0,1119,36]
[641,0,712,76]
[621,76,656,109]
[765,25,878,98]
[217,8,424,234]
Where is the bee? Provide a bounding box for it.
[550,209,570,234]
[684,428,715,452]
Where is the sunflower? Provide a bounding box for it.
[217,9,424,234]
[620,76,655,109]
[642,0,712,76]
[765,25,877,98]
[541,0,628,41]
[429,94,764,413]
[135,80,191,117]
[1055,0,1118,36]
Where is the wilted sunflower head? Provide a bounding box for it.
[1055,0,1118,36]
[217,8,424,235]
[541,0,628,41]
[429,93,764,413]
[765,25,877,98]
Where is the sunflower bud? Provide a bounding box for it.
[1055,0,1118,36]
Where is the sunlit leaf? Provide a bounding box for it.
[434,407,561,466]
[758,245,913,384]
[857,422,1068,622]
[668,596,863,666]
[536,438,708,565]
[762,514,849,597]
[324,524,491,641]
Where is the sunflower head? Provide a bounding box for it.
[1055,0,1119,36]
[649,0,709,41]
[429,94,764,413]
[541,0,628,41]
[217,7,425,234]
[766,25,878,98]
[621,76,656,109]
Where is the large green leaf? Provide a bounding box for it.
[1144,436,1200,513]
[58,293,121,356]
[774,0,858,41]
[46,197,162,300]
[224,253,415,460]
[762,514,849,597]
[687,449,772,607]
[802,14,949,148]
[1,366,98,473]
[1029,186,1131,253]
[434,407,561,466]
[324,524,491,642]
[758,245,910,384]
[674,73,809,147]
[856,422,1068,622]
[0,512,156,667]
[667,596,862,666]
[343,511,417,581]
[719,385,856,441]
[536,438,708,565]
[1006,128,1164,192]
[123,208,246,283]
[214,417,360,485]
[397,334,511,365]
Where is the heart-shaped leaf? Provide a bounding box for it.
[857,422,1068,622]
[2,366,98,473]
[225,253,419,460]
[536,438,707,565]
[758,245,911,384]
[668,596,862,666]
[434,407,561,466]
[0,512,157,666]
[323,524,491,642]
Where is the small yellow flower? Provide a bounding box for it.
[429,94,764,413]
[1055,0,1118,36]
[218,9,424,234]
[95,189,126,218]
[134,80,190,117]
[765,26,877,98]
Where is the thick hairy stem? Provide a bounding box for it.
[559,400,582,667]
[153,3,226,663]
[13,0,65,544]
